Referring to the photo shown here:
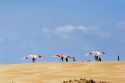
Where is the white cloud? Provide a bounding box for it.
[42,27,52,33]
[116,22,125,30]
[41,25,111,39]
[41,27,53,38]
[54,25,88,39]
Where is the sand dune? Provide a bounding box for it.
[0,61,125,83]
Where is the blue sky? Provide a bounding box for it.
[0,0,125,64]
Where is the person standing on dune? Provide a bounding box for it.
[72,57,76,62]
[98,57,102,61]
[32,57,36,63]
[61,56,64,62]
[117,55,120,61]
[94,56,98,61]
[66,56,68,62]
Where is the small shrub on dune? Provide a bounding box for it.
[62,78,109,83]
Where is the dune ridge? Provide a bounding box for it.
[0,61,125,83]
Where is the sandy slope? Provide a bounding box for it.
[0,62,125,83]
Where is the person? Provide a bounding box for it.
[32,58,36,63]
[118,56,120,61]
[98,57,102,61]
[72,57,76,62]
[66,57,68,62]
[61,56,64,62]
[94,56,98,61]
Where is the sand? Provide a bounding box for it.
[0,61,125,83]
